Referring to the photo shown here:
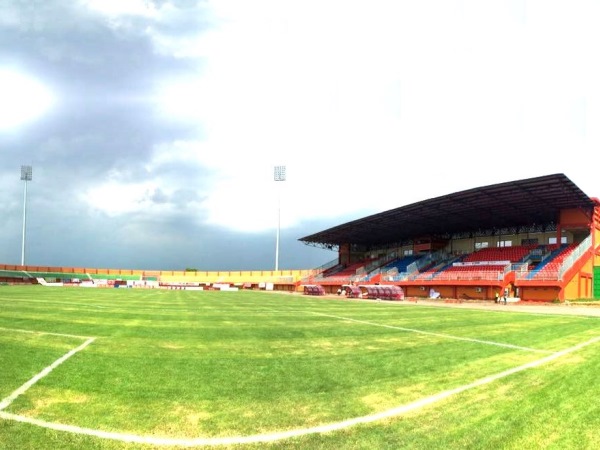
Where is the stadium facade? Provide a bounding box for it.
[2,173,599,302]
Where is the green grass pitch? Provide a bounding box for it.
[1,285,600,449]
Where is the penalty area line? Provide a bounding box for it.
[311,312,551,354]
[1,336,598,447]
[0,337,95,411]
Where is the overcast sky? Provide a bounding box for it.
[1,0,599,271]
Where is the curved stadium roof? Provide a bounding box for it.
[299,173,597,249]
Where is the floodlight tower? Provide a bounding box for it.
[20,165,32,266]
[274,165,286,271]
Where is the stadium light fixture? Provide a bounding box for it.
[274,165,286,271]
[20,165,32,266]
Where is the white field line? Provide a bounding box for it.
[0,298,107,309]
[211,308,554,354]
[312,312,552,354]
[0,326,93,340]
[1,335,599,447]
[0,337,95,411]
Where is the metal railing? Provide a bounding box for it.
[559,236,591,280]
[514,237,591,281]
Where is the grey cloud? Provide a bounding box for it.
[6,206,335,271]
[0,0,212,189]
[149,188,169,204]
[0,1,335,271]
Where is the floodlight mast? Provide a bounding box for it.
[274,165,286,271]
[20,165,33,266]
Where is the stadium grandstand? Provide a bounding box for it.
[1,173,599,302]
[298,173,600,302]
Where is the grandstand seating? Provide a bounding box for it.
[319,261,366,280]
[379,255,420,274]
[369,255,420,282]
[461,245,533,263]
[320,263,344,277]
[406,247,534,282]
[446,264,506,272]
[411,268,437,281]
[29,271,91,281]
[0,270,32,279]
[527,243,577,279]
[89,273,142,281]
[436,246,534,278]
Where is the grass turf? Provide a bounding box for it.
[0,285,599,449]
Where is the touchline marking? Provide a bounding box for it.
[0,326,93,340]
[1,335,599,447]
[312,312,551,353]
[0,337,95,411]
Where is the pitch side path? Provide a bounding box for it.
[403,298,600,317]
[298,292,600,317]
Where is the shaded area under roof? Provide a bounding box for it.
[299,173,596,249]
